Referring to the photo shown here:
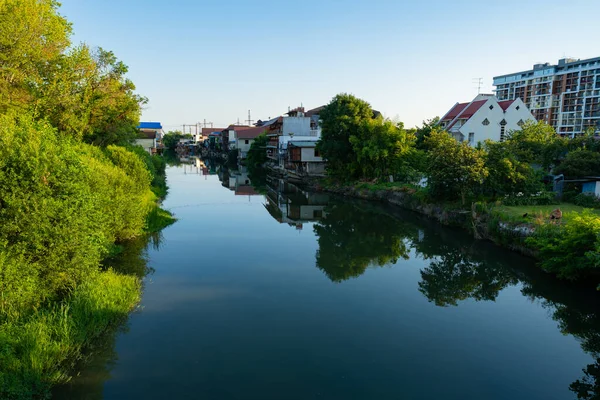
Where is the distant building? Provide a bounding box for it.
[439,94,535,145]
[266,106,323,167]
[199,127,225,143]
[235,126,268,159]
[287,141,325,176]
[493,57,600,136]
[136,122,164,153]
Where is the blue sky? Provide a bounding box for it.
[60,0,600,130]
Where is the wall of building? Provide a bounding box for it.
[459,99,506,144]
[134,138,155,152]
[300,147,323,162]
[237,138,254,157]
[282,117,311,137]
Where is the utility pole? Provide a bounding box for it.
[245,110,254,126]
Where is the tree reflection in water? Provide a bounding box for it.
[309,194,600,399]
[313,200,415,282]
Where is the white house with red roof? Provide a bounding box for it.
[439,94,535,145]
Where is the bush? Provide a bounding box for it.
[502,191,558,206]
[0,113,157,396]
[526,210,600,279]
[572,193,600,209]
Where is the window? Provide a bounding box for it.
[313,210,323,219]
[468,132,475,144]
[482,118,490,126]
[517,119,524,127]
[500,119,507,141]
[489,105,494,110]
[245,140,249,144]
[314,149,320,157]
[516,105,520,110]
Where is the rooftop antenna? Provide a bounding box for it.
[245,110,254,126]
[237,117,241,125]
[473,77,483,94]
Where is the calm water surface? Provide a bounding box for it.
[54,161,600,400]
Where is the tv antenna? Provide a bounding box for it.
[473,77,483,94]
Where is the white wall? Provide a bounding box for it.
[282,117,311,137]
[300,147,323,162]
[459,98,505,144]
[503,98,536,134]
[238,138,254,156]
[458,97,535,145]
[134,138,155,152]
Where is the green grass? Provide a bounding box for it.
[0,269,140,399]
[492,203,600,223]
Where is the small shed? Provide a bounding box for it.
[582,177,600,197]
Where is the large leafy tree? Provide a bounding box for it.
[350,119,417,180]
[505,120,567,170]
[0,0,72,113]
[317,93,375,179]
[482,140,543,197]
[555,149,600,178]
[425,130,488,204]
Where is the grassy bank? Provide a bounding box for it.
[0,115,175,399]
[0,270,140,399]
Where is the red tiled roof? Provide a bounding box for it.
[459,100,487,119]
[305,106,325,117]
[446,100,488,130]
[498,100,515,111]
[224,125,253,131]
[441,103,468,121]
[237,126,267,140]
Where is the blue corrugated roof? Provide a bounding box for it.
[138,122,163,130]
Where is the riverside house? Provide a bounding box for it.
[439,94,535,145]
[136,122,164,153]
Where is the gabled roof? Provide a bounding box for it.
[237,126,267,139]
[224,124,252,131]
[138,122,162,130]
[441,103,468,122]
[498,100,516,111]
[445,100,488,130]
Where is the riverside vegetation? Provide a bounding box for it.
[0,1,175,398]
[249,93,600,285]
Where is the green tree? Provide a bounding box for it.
[0,0,72,113]
[350,119,417,180]
[317,93,376,179]
[246,133,268,171]
[425,130,488,205]
[162,130,190,149]
[482,140,543,197]
[415,117,441,150]
[505,120,566,170]
[555,149,600,178]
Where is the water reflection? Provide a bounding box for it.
[55,169,600,399]
[263,181,600,398]
[265,177,328,230]
[53,233,160,399]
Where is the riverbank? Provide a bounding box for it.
[293,175,600,288]
[0,115,177,399]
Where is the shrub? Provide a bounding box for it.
[573,193,600,209]
[526,210,600,279]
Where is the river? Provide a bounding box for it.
[54,160,600,400]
